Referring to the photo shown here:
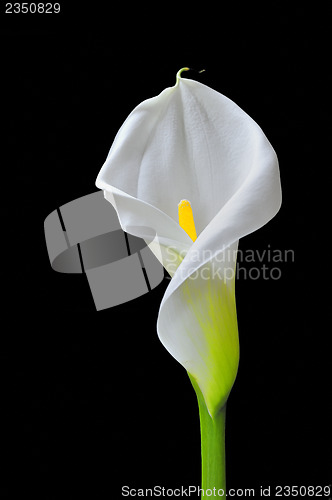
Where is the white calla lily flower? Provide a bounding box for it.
[96,68,281,420]
[96,68,281,494]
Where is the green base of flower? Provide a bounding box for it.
[189,373,227,498]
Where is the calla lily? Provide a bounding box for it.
[96,68,281,493]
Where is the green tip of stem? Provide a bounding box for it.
[175,67,206,85]
[176,67,190,84]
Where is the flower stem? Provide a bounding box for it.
[189,374,227,498]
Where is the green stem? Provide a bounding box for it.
[189,374,227,498]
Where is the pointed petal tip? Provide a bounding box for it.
[176,67,190,84]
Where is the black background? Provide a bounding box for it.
[1,4,331,499]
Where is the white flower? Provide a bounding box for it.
[96,69,281,417]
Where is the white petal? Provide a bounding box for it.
[96,74,282,415]
[101,187,192,274]
[158,242,240,416]
[97,77,281,237]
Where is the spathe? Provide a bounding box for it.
[96,70,281,415]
